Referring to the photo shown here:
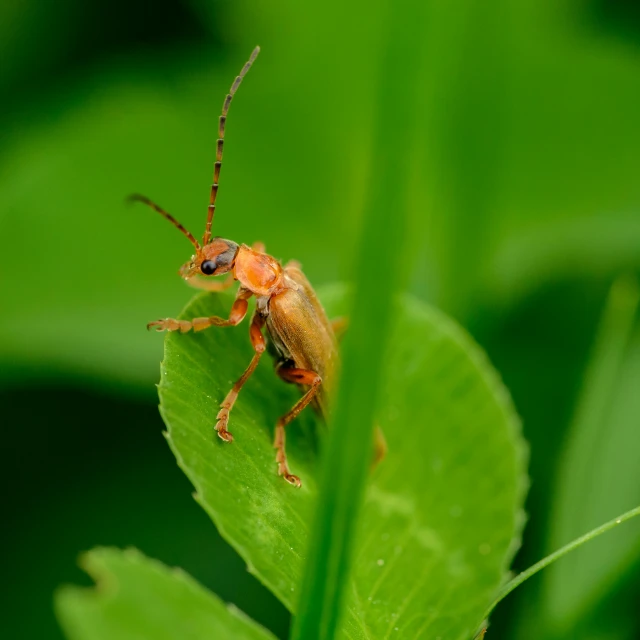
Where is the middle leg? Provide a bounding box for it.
[215,312,266,442]
[274,364,322,487]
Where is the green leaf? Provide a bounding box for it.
[159,286,528,639]
[55,547,276,640]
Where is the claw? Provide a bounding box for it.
[215,406,234,442]
[285,474,301,488]
[216,428,234,442]
[276,457,301,487]
[147,319,167,332]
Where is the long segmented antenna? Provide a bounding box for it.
[203,45,260,246]
[129,194,201,251]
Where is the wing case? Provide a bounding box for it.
[265,265,338,417]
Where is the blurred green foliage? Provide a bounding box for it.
[1,0,639,638]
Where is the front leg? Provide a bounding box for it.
[185,273,236,292]
[148,288,252,332]
[274,364,323,487]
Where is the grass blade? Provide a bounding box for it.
[540,275,640,632]
[290,3,428,638]
[480,276,640,633]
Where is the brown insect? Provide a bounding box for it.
[131,46,344,487]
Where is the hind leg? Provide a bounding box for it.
[373,426,387,467]
[274,364,322,487]
[331,317,349,341]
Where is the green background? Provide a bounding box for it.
[2,0,639,638]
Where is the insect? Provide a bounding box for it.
[131,46,342,487]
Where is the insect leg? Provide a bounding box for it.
[214,312,266,442]
[373,426,387,467]
[185,273,236,292]
[147,288,252,332]
[273,365,322,487]
[330,316,349,340]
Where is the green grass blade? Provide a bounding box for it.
[289,3,428,639]
[481,505,640,622]
[482,276,640,635]
[540,275,640,632]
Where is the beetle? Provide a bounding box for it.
[131,46,346,487]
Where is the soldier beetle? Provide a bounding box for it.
[132,47,384,487]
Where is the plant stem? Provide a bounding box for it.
[481,505,640,622]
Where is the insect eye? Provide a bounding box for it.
[201,260,217,275]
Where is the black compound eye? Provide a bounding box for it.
[200,260,217,275]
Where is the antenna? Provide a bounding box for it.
[129,194,201,250]
[203,45,260,246]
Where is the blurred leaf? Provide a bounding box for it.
[496,1,640,230]
[55,547,276,640]
[412,0,640,314]
[0,60,217,388]
[0,0,80,93]
[487,213,640,308]
[541,276,640,636]
[159,286,528,638]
